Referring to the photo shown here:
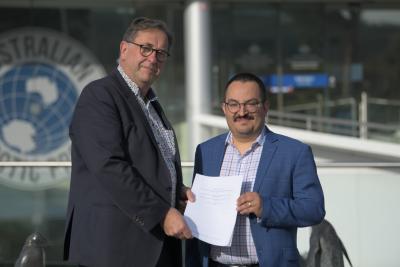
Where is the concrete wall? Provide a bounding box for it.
[297,167,400,267]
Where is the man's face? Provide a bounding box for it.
[119,29,168,92]
[222,80,268,141]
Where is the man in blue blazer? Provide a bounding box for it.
[186,73,325,267]
[64,17,192,267]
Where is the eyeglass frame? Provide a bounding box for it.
[223,99,264,113]
[125,41,170,62]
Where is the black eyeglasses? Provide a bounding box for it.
[126,41,170,62]
[223,99,262,113]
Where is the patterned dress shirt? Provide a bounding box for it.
[210,128,266,264]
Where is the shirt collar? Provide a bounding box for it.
[117,65,158,102]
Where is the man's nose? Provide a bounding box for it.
[237,104,248,115]
[147,51,158,63]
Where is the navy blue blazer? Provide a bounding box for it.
[186,127,325,267]
[64,69,183,267]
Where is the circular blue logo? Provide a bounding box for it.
[0,63,78,156]
[0,27,106,190]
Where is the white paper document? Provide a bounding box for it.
[184,174,243,246]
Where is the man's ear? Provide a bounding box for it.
[119,41,128,60]
[263,100,269,112]
[221,102,227,115]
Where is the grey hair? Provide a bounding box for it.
[122,17,173,51]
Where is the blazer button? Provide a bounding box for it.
[134,215,144,226]
[166,186,172,192]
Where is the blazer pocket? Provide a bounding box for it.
[281,247,300,267]
[89,204,130,246]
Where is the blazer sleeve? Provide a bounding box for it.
[259,145,325,228]
[70,84,170,232]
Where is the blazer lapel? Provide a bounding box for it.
[110,69,174,203]
[111,70,160,148]
[126,93,158,143]
[209,135,227,176]
[253,127,278,192]
[148,97,182,183]
[151,99,172,130]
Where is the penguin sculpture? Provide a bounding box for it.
[14,232,47,267]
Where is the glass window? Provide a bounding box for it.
[210,3,400,140]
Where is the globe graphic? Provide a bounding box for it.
[0,63,78,156]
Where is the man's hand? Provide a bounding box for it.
[162,208,192,239]
[237,192,263,218]
[183,186,196,202]
[177,186,195,213]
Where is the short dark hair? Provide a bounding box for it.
[122,17,173,51]
[224,73,267,102]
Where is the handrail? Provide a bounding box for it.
[268,110,400,131]
[0,161,71,167]
[0,161,400,168]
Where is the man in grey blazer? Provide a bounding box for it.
[64,17,192,267]
[186,73,325,267]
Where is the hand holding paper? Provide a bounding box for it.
[184,174,243,246]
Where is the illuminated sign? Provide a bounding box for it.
[263,73,330,93]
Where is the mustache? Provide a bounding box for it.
[233,114,255,121]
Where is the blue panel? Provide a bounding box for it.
[262,73,330,89]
